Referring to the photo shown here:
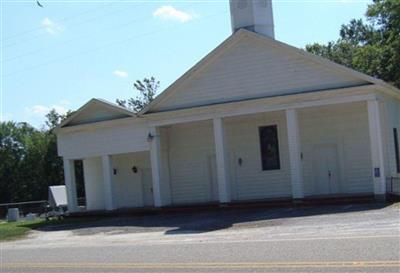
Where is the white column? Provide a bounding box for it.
[63,158,78,212]
[102,155,115,210]
[213,117,231,203]
[149,127,165,207]
[367,100,386,197]
[286,109,304,199]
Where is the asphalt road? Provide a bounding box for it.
[1,203,399,272]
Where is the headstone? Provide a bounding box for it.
[7,208,19,222]
[26,213,36,221]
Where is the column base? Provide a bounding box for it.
[218,203,230,208]
[292,199,304,205]
[374,194,386,202]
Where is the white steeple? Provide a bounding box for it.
[229,0,275,39]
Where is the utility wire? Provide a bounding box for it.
[2,1,196,49]
[4,11,227,77]
[2,5,132,48]
[3,2,198,60]
[2,0,373,3]
[4,2,114,41]
[4,12,151,62]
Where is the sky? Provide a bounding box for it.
[1,0,373,128]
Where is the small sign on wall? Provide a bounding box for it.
[374,167,381,178]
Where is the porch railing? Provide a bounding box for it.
[0,200,48,219]
[0,197,86,219]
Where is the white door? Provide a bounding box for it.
[141,168,154,207]
[115,161,143,208]
[312,144,340,195]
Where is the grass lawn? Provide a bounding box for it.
[0,217,100,242]
[0,219,48,241]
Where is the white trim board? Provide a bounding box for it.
[56,98,136,131]
[145,87,377,127]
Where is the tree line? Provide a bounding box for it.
[0,78,158,204]
[0,0,398,203]
[0,111,71,203]
[306,0,399,89]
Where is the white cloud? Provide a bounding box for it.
[41,17,63,35]
[25,100,69,119]
[59,99,70,106]
[26,105,50,116]
[113,70,129,78]
[153,6,197,23]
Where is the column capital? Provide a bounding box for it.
[367,97,381,102]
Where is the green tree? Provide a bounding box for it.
[306,0,400,88]
[45,109,69,130]
[42,110,71,200]
[43,109,85,200]
[0,109,74,204]
[0,122,44,203]
[116,77,159,112]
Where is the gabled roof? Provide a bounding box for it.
[140,29,399,114]
[57,98,135,129]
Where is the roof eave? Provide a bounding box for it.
[54,98,136,134]
[139,29,400,115]
[139,30,249,115]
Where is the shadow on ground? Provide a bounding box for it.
[25,202,395,236]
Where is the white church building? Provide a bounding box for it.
[56,0,400,213]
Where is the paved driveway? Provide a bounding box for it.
[1,203,399,272]
[28,202,400,237]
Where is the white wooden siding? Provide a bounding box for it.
[165,102,373,204]
[167,120,217,204]
[83,157,106,211]
[58,120,149,159]
[152,37,367,112]
[112,152,151,209]
[225,111,292,200]
[299,102,373,195]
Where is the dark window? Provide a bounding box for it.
[394,128,400,173]
[74,160,86,207]
[259,125,281,171]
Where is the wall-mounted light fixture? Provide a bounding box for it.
[147,132,154,142]
[132,166,138,173]
[113,168,118,175]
